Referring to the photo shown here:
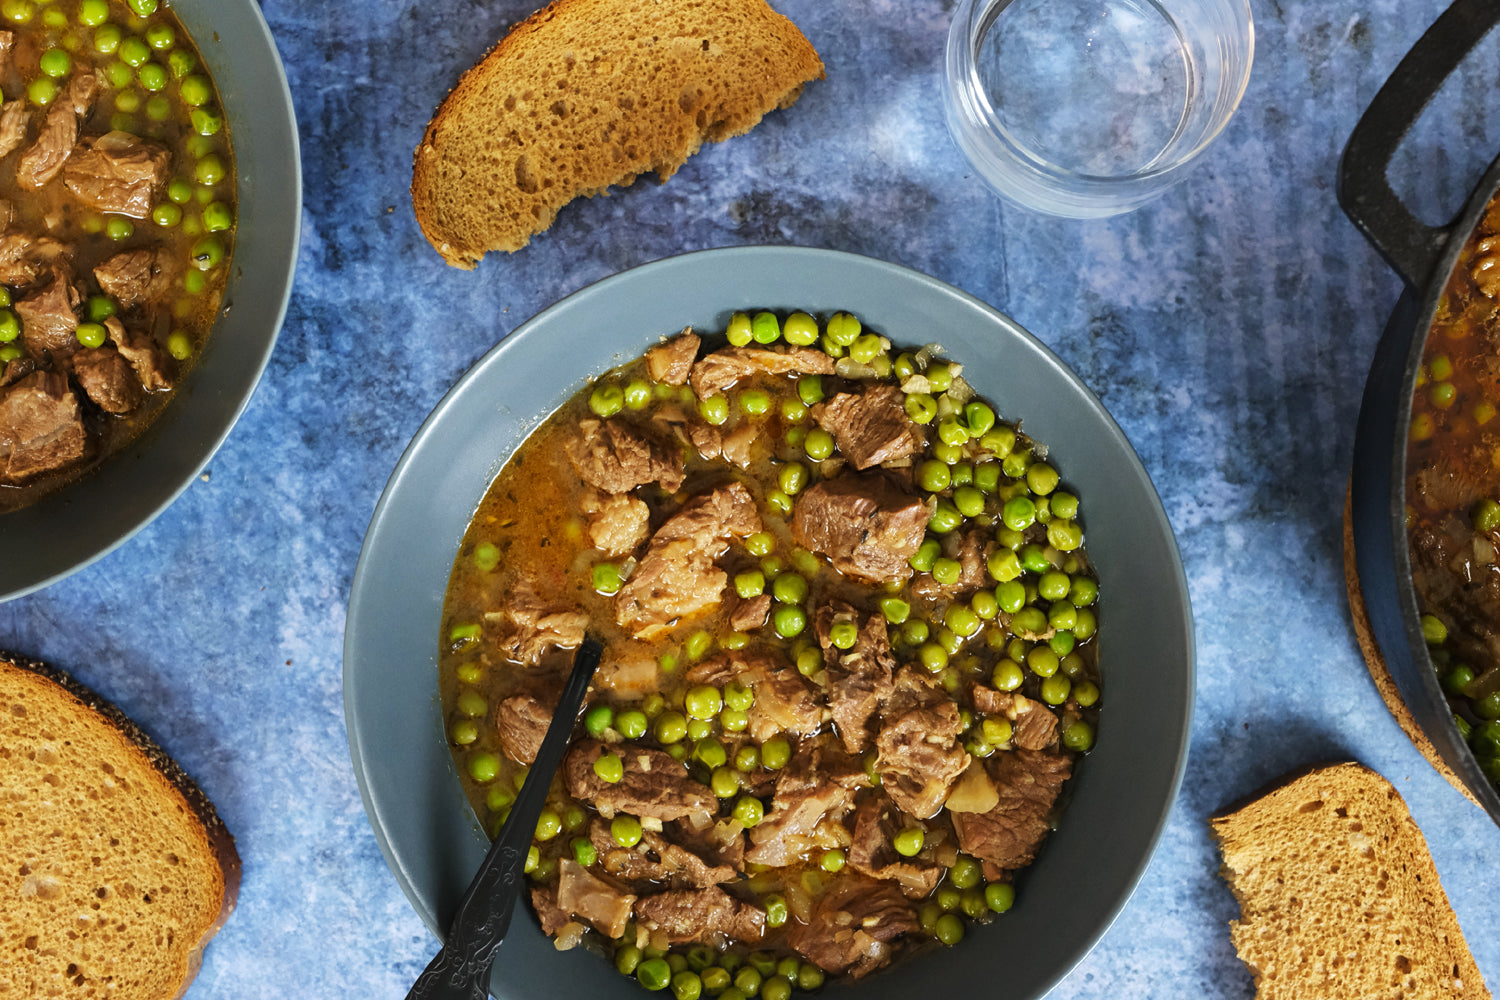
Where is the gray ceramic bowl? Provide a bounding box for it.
[345,246,1193,1000]
[0,0,300,601]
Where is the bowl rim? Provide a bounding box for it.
[0,0,302,602]
[344,244,1195,1000]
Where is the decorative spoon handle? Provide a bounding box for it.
[406,636,604,1000]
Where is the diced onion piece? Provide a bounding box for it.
[947,375,975,405]
[835,357,879,380]
[553,922,587,951]
[946,761,1000,813]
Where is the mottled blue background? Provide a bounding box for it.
[4,0,1500,996]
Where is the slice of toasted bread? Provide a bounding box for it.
[1211,762,1489,1000]
[411,0,825,267]
[0,653,240,1000]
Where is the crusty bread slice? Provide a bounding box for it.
[0,653,240,1000]
[1211,762,1489,1000]
[411,0,825,267]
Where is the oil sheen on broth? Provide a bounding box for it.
[440,311,1102,988]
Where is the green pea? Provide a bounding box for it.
[710,766,740,798]
[166,331,193,360]
[39,48,70,79]
[1048,601,1078,632]
[945,604,981,638]
[616,944,644,975]
[78,0,108,25]
[933,912,964,945]
[190,235,224,269]
[916,459,952,493]
[593,751,625,783]
[701,968,731,993]
[0,310,18,343]
[761,736,791,770]
[971,590,999,620]
[129,0,158,13]
[569,836,597,867]
[825,311,861,346]
[849,332,883,365]
[685,685,723,721]
[672,971,703,1000]
[731,796,763,827]
[1002,495,1036,531]
[992,658,1024,691]
[987,549,1022,584]
[771,572,807,605]
[725,311,752,346]
[909,538,941,573]
[1040,673,1071,706]
[1073,679,1100,707]
[1473,499,1500,533]
[654,711,688,744]
[580,705,613,738]
[938,418,970,448]
[1477,691,1500,721]
[781,397,808,423]
[93,22,123,53]
[929,501,962,534]
[27,77,57,106]
[901,619,930,645]
[145,23,175,51]
[777,462,808,496]
[725,743,757,773]
[638,957,672,991]
[782,310,818,346]
[1021,544,1052,574]
[1069,576,1099,607]
[699,394,729,425]
[1062,719,1095,752]
[772,604,807,638]
[933,442,961,467]
[74,322,107,348]
[1050,491,1080,520]
[1074,607,1097,640]
[982,717,1012,745]
[751,310,780,344]
[985,882,1016,913]
[803,427,834,461]
[191,107,223,136]
[0,345,20,363]
[449,719,479,746]
[466,752,501,783]
[137,62,167,91]
[118,36,150,67]
[964,401,996,436]
[195,153,226,186]
[954,486,985,518]
[1048,519,1084,551]
[1033,571,1066,602]
[740,388,771,415]
[617,709,648,740]
[733,968,762,997]
[893,827,924,856]
[880,597,910,624]
[905,392,937,424]
[797,965,825,991]
[733,570,766,600]
[168,48,196,78]
[693,738,727,770]
[919,642,948,673]
[1050,630,1077,656]
[797,374,824,406]
[829,621,858,650]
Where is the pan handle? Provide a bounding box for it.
[1337,0,1500,289]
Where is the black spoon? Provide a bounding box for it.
[407,636,604,1000]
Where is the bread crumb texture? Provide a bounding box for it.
[411,0,825,267]
[1210,762,1490,1000]
[0,657,238,1000]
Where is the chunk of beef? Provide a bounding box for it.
[481,581,588,666]
[686,421,721,461]
[666,817,746,872]
[564,738,717,823]
[784,874,919,979]
[16,271,79,362]
[103,316,173,392]
[950,749,1072,871]
[92,247,175,309]
[791,472,934,583]
[530,883,572,936]
[589,822,739,890]
[744,741,865,866]
[814,602,897,754]
[847,797,944,898]
[0,353,34,387]
[616,483,762,639]
[1412,519,1500,675]
[0,232,69,288]
[492,684,560,765]
[874,700,968,819]
[954,527,990,591]
[63,131,170,219]
[15,71,96,188]
[0,371,86,483]
[719,421,759,469]
[585,491,650,557]
[970,683,1007,716]
[1006,693,1059,751]
[565,417,684,495]
[0,101,27,159]
[645,330,699,385]
[594,651,661,699]
[0,32,13,76]
[815,385,925,469]
[729,593,771,632]
[555,859,636,939]
[634,885,765,945]
[688,346,836,397]
[72,346,141,414]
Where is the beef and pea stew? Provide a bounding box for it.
[0,0,235,511]
[1409,196,1500,779]
[440,312,1102,993]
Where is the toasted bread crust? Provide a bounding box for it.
[0,652,240,1000]
[411,0,824,266]
[1211,762,1489,1000]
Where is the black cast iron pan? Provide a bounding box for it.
[1342,0,1500,823]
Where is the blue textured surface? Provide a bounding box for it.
[4,0,1500,996]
